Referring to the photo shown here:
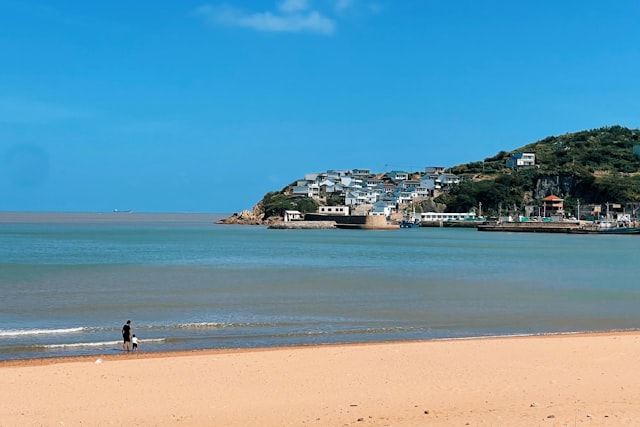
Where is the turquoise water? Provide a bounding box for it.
[1,212,639,360]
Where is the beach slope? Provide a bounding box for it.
[2,333,640,426]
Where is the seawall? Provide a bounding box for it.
[304,214,399,230]
[268,221,336,229]
[477,221,582,233]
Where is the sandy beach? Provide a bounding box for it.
[2,332,640,426]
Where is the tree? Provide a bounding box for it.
[293,197,319,214]
[326,194,345,206]
[261,192,294,218]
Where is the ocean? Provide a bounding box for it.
[1,212,638,361]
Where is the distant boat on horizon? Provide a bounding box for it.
[112,209,132,213]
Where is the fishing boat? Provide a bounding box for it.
[399,217,421,228]
[399,208,421,228]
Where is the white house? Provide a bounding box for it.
[370,201,393,216]
[506,153,536,168]
[340,176,364,189]
[389,171,409,181]
[438,173,461,186]
[420,173,460,193]
[283,210,303,221]
[345,190,369,206]
[425,166,446,175]
[292,182,320,199]
[365,178,384,188]
[420,175,438,191]
[352,168,372,177]
[326,170,349,180]
[318,206,350,216]
[398,179,421,189]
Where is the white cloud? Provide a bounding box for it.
[278,0,309,13]
[0,99,86,124]
[195,2,336,35]
[335,0,352,11]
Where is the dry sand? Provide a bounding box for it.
[2,332,640,426]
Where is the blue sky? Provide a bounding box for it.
[1,0,639,213]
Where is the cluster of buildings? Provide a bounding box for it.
[289,167,462,217]
[282,148,640,225]
[289,153,538,217]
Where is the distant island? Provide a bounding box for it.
[220,125,640,225]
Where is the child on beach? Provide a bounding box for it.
[132,334,139,352]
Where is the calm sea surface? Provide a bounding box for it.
[1,212,638,361]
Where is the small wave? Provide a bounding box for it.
[0,327,87,337]
[146,322,271,330]
[140,322,224,330]
[291,326,420,338]
[42,338,166,349]
[176,322,226,329]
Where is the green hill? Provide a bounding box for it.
[442,125,640,215]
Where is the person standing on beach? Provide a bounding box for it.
[122,320,132,352]
[131,334,139,352]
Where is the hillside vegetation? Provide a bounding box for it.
[442,125,640,215]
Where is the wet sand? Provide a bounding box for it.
[2,332,640,426]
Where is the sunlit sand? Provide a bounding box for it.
[2,332,640,426]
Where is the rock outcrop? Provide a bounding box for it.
[217,203,267,225]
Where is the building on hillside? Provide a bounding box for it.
[420,172,460,196]
[292,182,320,199]
[388,171,409,181]
[351,169,372,177]
[398,179,421,189]
[370,201,394,217]
[438,173,461,186]
[425,166,446,175]
[506,153,536,168]
[365,178,384,188]
[542,195,564,217]
[340,176,364,188]
[326,170,350,180]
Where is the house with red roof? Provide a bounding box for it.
[542,195,564,217]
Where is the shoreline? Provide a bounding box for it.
[3,328,639,366]
[4,332,640,425]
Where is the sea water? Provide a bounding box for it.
[1,212,638,361]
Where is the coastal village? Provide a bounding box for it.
[224,150,640,233]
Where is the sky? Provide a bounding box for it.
[1,0,640,213]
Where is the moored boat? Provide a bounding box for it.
[569,219,640,234]
[569,227,640,235]
[477,217,640,234]
[399,217,421,228]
